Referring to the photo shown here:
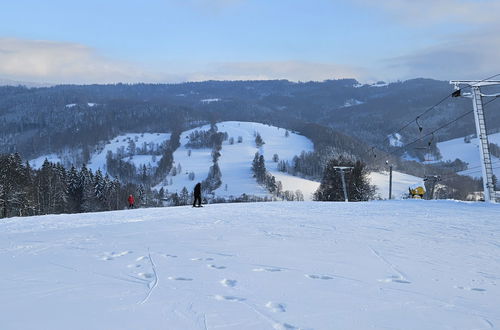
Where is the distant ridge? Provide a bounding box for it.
[0,77,52,88]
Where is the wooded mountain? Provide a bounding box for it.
[2,79,499,162]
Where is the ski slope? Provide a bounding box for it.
[437,133,500,178]
[158,121,315,199]
[370,171,424,199]
[1,201,499,330]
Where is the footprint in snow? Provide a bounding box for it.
[161,254,178,258]
[455,285,486,292]
[127,264,141,268]
[168,276,193,281]
[305,274,333,280]
[138,272,154,279]
[266,302,286,313]
[191,257,214,261]
[100,250,133,261]
[208,264,226,270]
[136,256,148,262]
[213,295,245,302]
[253,267,282,272]
[378,275,411,284]
[273,322,299,330]
[220,279,237,287]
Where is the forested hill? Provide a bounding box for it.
[1,79,499,161]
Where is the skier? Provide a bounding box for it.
[192,182,202,207]
[128,194,135,209]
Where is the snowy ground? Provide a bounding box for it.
[1,201,499,330]
[437,133,500,178]
[370,171,424,199]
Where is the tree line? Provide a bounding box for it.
[0,153,162,218]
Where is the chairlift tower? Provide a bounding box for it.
[450,80,500,202]
[333,166,353,202]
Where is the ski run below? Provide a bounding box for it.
[1,200,499,330]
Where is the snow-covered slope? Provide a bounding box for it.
[437,133,500,178]
[159,121,315,199]
[88,133,171,173]
[29,133,171,172]
[370,171,424,199]
[1,201,499,330]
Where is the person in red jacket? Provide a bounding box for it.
[128,194,135,209]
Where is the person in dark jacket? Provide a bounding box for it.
[128,194,135,209]
[193,183,202,207]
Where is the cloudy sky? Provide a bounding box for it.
[0,0,499,84]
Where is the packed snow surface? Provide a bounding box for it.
[1,201,499,330]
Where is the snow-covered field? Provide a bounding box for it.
[437,133,500,178]
[88,133,171,173]
[159,121,315,199]
[1,201,499,330]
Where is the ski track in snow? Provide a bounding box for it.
[139,250,159,304]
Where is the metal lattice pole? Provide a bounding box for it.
[450,80,500,203]
[471,87,496,202]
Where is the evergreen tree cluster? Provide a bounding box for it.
[185,126,228,149]
[103,131,181,187]
[314,158,376,202]
[278,151,325,180]
[251,152,303,201]
[0,153,162,218]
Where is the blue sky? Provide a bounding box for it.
[0,0,499,84]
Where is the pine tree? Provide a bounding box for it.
[67,166,83,213]
[52,164,68,213]
[255,133,265,147]
[94,170,106,211]
[179,187,189,205]
[314,158,375,201]
[81,168,97,212]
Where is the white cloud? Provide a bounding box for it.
[381,28,500,80]
[0,38,163,84]
[0,38,369,84]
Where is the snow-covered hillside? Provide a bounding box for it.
[370,171,424,199]
[1,201,499,330]
[29,133,172,173]
[29,121,425,201]
[158,121,316,199]
[88,133,171,173]
[437,133,500,178]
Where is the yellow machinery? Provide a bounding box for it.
[409,185,425,199]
